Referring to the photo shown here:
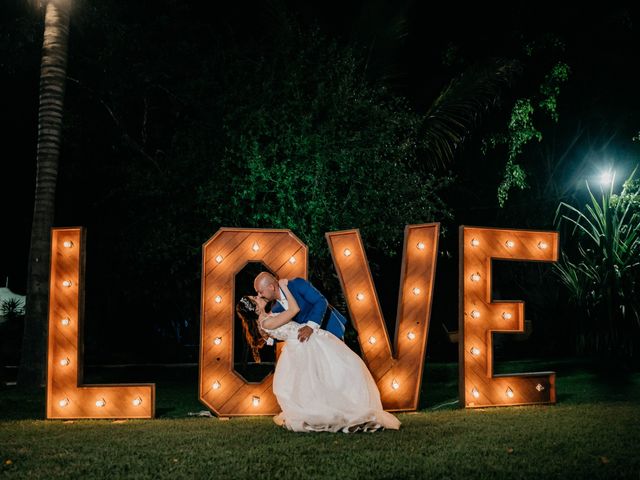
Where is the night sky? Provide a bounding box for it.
[1,1,639,363]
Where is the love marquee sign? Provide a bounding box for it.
[45,224,558,419]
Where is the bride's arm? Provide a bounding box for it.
[261,280,300,329]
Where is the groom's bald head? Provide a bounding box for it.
[254,272,278,301]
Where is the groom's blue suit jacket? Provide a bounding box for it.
[270,278,347,340]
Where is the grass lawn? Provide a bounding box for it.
[1,359,639,479]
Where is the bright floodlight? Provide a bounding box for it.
[599,170,614,186]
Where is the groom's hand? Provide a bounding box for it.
[298,325,313,342]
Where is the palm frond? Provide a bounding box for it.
[420,58,523,168]
[555,201,601,245]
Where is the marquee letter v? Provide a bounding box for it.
[326,224,439,411]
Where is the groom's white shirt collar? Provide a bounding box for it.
[276,284,321,332]
[276,288,289,310]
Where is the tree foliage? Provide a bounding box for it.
[202,30,452,259]
[480,33,571,207]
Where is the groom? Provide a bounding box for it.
[254,272,347,342]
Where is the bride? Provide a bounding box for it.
[236,279,400,433]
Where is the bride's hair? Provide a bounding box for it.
[236,296,267,363]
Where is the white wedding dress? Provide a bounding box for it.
[261,318,401,433]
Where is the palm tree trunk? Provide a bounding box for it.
[18,0,71,388]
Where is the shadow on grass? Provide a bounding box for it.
[419,361,459,410]
[419,357,640,411]
[2,358,639,421]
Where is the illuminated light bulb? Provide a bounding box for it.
[416,242,426,250]
[252,242,260,252]
[407,331,416,340]
[538,241,548,250]
[470,347,481,356]
[212,381,221,390]
[343,248,352,257]
[356,292,365,301]
[289,256,296,264]
[252,396,260,407]
[61,318,71,326]
[132,397,143,406]
[470,238,480,247]
[213,337,222,346]
[471,388,480,399]
[60,357,70,366]
[391,379,400,390]
[502,312,512,320]
[505,387,514,398]
[96,398,106,407]
[505,240,515,248]
[59,398,70,408]
[214,295,222,304]
[412,287,421,296]
[63,240,74,248]
[536,383,545,392]
[470,310,481,319]
[62,280,73,288]
[470,273,481,282]
[368,336,377,345]
[215,255,223,264]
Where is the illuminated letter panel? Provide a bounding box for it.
[46,228,155,419]
[459,227,558,408]
[326,224,439,411]
[200,229,307,416]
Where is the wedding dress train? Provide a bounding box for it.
[261,319,401,433]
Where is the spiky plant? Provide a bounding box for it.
[554,168,640,358]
